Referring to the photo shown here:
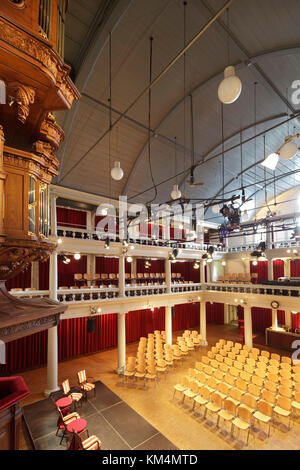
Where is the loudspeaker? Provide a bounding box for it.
[87,318,96,333]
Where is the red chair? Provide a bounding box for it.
[77,370,96,399]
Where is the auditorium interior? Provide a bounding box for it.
[1,0,300,452]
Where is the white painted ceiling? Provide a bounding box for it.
[55,0,300,223]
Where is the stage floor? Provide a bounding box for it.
[23,380,178,450]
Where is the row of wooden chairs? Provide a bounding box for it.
[74,272,183,281]
[217,273,257,283]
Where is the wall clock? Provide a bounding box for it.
[271,300,279,309]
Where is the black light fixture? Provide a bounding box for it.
[104,237,110,250]
[143,258,151,269]
[58,254,71,265]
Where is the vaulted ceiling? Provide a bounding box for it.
[55,0,300,223]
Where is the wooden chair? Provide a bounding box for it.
[253,400,273,436]
[273,396,292,429]
[204,392,223,421]
[61,379,83,410]
[183,381,199,405]
[173,376,189,400]
[217,398,237,430]
[192,386,210,414]
[73,431,102,450]
[77,370,96,399]
[231,406,253,445]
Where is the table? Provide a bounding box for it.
[67,418,87,450]
[265,327,300,351]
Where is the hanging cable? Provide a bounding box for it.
[221,102,225,200]
[254,81,258,212]
[145,36,158,204]
[183,1,187,195]
[108,31,112,203]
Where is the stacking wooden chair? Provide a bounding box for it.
[192,386,211,414]
[183,381,199,405]
[217,398,237,430]
[253,400,273,436]
[204,392,223,421]
[173,376,189,400]
[273,396,292,429]
[231,406,253,445]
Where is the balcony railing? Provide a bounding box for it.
[204,282,300,298]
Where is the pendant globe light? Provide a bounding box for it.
[108,33,123,182]
[111,161,124,180]
[171,137,181,200]
[218,9,242,105]
[218,66,242,104]
[279,136,298,160]
[171,184,181,200]
[212,204,220,214]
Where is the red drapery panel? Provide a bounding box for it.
[57,207,87,229]
[273,259,284,281]
[250,260,268,283]
[277,309,285,326]
[251,307,272,333]
[206,302,224,324]
[136,259,165,274]
[58,256,87,287]
[126,308,166,343]
[171,261,200,282]
[291,259,300,277]
[292,312,300,330]
[172,303,199,331]
[96,257,118,274]
[39,259,49,290]
[6,266,31,290]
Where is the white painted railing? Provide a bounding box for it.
[9,289,50,298]
[56,286,119,302]
[204,282,300,298]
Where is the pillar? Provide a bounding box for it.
[206,261,212,282]
[165,306,172,345]
[201,260,206,283]
[272,309,278,330]
[165,258,171,293]
[284,259,291,278]
[224,304,230,324]
[119,255,125,297]
[45,251,59,396]
[0,125,7,241]
[131,257,137,279]
[244,306,253,348]
[50,194,57,236]
[31,261,39,289]
[117,312,126,374]
[285,310,292,329]
[267,257,273,281]
[200,301,207,346]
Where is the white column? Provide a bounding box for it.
[285,310,292,329]
[206,262,212,282]
[200,301,207,346]
[165,258,171,293]
[201,261,206,283]
[119,255,125,297]
[45,251,59,396]
[165,306,172,345]
[284,259,291,278]
[117,312,126,374]
[267,257,273,281]
[87,254,96,277]
[244,306,253,348]
[31,261,39,289]
[131,257,137,279]
[50,195,57,236]
[224,303,230,324]
[272,309,278,330]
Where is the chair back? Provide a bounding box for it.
[223,398,237,415]
[277,396,291,411]
[74,273,82,280]
[237,405,252,423]
[262,389,276,404]
[243,392,257,410]
[62,379,70,395]
[77,369,87,384]
[257,400,272,417]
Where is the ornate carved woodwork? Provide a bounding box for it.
[0,1,76,342]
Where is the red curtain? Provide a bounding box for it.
[206,302,224,324]
[57,207,87,229]
[6,265,31,290]
[39,259,49,290]
[96,257,118,274]
[172,303,199,331]
[291,260,300,277]
[58,256,87,287]
[171,261,200,282]
[126,308,166,343]
[292,313,300,330]
[273,259,284,281]
[136,259,165,275]
[251,307,272,333]
[250,260,268,283]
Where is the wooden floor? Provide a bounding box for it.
[18,323,300,450]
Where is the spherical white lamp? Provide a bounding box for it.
[279,137,298,160]
[111,161,124,181]
[171,184,181,200]
[212,204,220,214]
[74,253,81,260]
[218,66,242,104]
